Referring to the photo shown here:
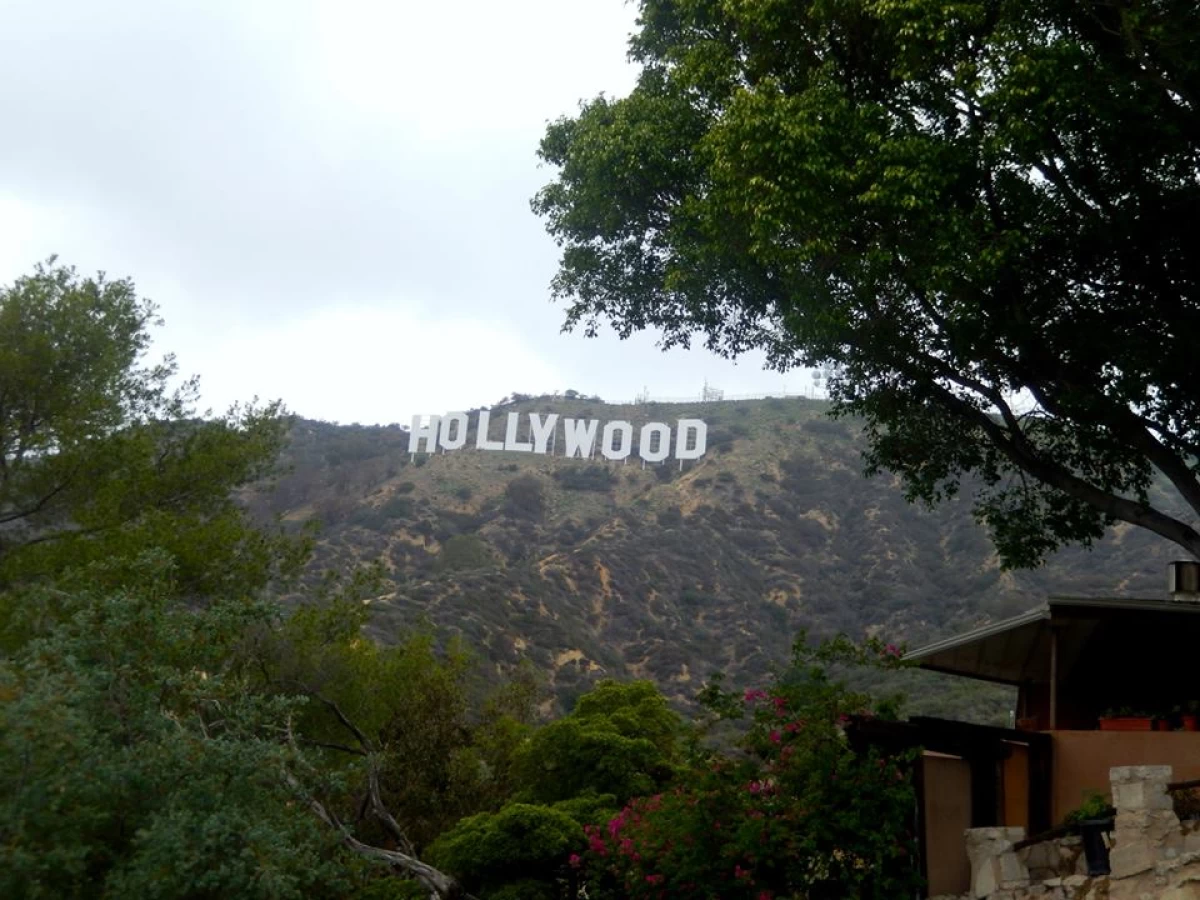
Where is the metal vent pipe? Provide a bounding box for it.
[1168,560,1200,598]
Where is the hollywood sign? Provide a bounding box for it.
[408,411,708,462]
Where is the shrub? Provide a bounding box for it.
[436,534,495,572]
[426,803,585,898]
[504,475,546,520]
[553,467,616,492]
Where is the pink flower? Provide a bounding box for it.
[607,814,626,838]
[645,874,664,886]
[744,688,768,703]
[884,643,901,658]
[784,722,800,733]
[748,781,762,794]
[568,853,582,868]
[758,892,773,900]
[769,730,781,744]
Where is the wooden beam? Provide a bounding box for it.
[1049,627,1059,731]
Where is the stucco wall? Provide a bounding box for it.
[925,753,973,896]
[1050,731,1200,821]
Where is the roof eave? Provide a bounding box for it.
[904,605,1050,664]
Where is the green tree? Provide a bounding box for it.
[0,556,355,899]
[420,680,682,900]
[517,680,682,805]
[0,260,479,899]
[425,803,587,900]
[0,260,300,644]
[535,0,1200,567]
[262,591,537,853]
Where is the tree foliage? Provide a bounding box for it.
[535,0,1200,566]
[0,260,300,644]
[261,589,542,855]
[517,680,682,805]
[425,803,586,900]
[0,556,353,899]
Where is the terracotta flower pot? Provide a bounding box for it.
[1099,717,1153,731]
[1183,714,1199,732]
[1157,719,1172,732]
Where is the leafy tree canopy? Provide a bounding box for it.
[517,680,682,805]
[535,0,1200,567]
[0,260,300,645]
[0,556,355,899]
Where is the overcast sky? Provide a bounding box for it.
[0,0,810,425]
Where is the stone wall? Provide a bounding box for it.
[950,765,1200,900]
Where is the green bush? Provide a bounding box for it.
[504,475,546,520]
[553,466,616,492]
[436,534,495,572]
[426,803,584,896]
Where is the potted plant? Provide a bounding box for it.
[1098,707,1154,731]
[1063,793,1115,876]
[1183,702,1199,732]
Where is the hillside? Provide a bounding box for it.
[248,395,1178,721]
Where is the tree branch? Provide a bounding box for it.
[1025,380,1200,522]
[927,380,1200,557]
[368,759,416,858]
[281,768,472,899]
[0,480,73,525]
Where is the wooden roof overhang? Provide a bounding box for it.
[906,596,1200,686]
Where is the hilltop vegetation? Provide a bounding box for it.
[249,394,1177,722]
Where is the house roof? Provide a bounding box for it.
[905,596,1200,685]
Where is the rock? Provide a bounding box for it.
[1111,766,1174,813]
[1111,838,1159,879]
[967,828,1030,898]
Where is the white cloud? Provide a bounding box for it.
[188,302,563,425]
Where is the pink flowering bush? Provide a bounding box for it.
[580,633,921,899]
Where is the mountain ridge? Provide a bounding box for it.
[248,395,1176,721]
